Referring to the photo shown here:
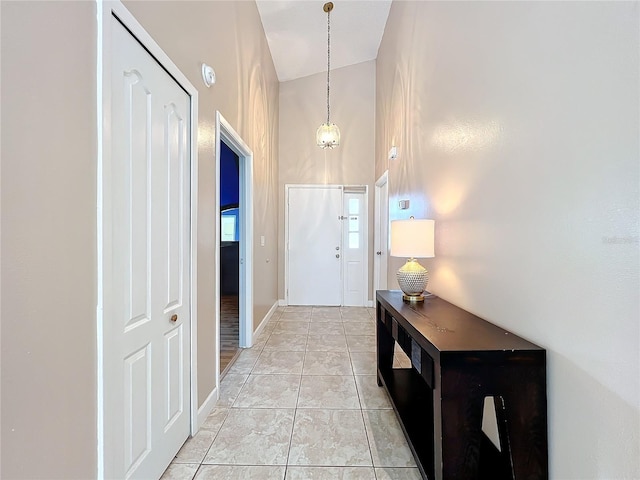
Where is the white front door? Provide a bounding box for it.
[342,191,367,306]
[374,173,389,293]
[105,16,191,479]
[287,186,342,305]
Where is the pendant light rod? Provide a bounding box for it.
[316,1,340,149]
[324,2,333,124]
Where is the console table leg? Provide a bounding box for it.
[502,375,548,480]
[440,392,484,479]
[376,309,394,387]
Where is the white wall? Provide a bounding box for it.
[278,61,376,302]
[376,2,639,478]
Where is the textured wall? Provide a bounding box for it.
[124,0,280,406]
[1,2,97,478]
[376,2,639,478]
[1,1,279,477]
[278,61,376,302]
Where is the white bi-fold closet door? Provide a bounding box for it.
[103,14,191,480]
[286,185,367,307]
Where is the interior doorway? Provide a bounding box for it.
[219,141,240,373]
[215,113,253,380]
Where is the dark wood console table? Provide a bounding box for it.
[376,290,548,480]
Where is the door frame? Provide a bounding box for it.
[342,186,369,307]
[96,2,199,477]
[215,112,253,359]
[373,171,389,296]
[284,184,369,306]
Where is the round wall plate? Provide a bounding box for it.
[202,64,216,87]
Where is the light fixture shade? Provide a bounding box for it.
[316,122,341,149]
[390,219,435,258]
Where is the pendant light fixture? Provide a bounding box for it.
[316,2,340,149]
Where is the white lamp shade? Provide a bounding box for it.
[390,219,435,258]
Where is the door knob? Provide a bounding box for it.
[376,251,382,255]
[170,314,178,322]
[336,254,340,258]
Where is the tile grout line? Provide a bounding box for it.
[342,308,379,474]
[349,310,381,479]
[201,406,232,464]
[283,309,312,479]
[283,368,304,478]
[198,308,277,471]
[169,307,402,479]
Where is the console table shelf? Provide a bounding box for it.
[376,290,548,480]
[380,368,435,476]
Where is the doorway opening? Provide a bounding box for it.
[219,141,240,373]
[215,113,253,381]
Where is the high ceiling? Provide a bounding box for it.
[256,0,392,82]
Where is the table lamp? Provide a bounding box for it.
[390,217,435,302]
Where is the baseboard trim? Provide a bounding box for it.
[196,386,219,431]
[254,300,279,338]
[367,300,374,308]
[278,299,287,306]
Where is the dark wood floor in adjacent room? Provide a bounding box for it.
[220,295,239,374]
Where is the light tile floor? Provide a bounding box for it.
[161,306,419,480]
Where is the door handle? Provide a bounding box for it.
[376,251,382,255]
[336,254,340,258]
[170,314,178,322]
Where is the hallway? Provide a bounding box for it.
[161,305,420,480]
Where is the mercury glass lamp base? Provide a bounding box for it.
[397,258,429,303]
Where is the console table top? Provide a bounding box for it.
[376,290,544,354]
